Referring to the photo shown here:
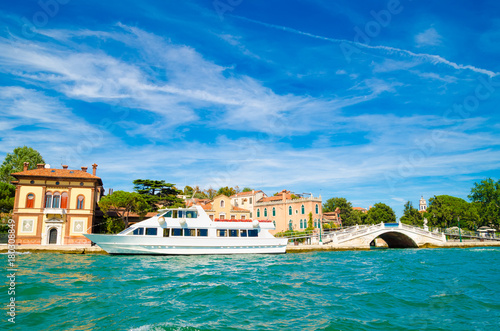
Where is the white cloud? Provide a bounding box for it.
[415,27,443,47]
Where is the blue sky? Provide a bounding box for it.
[1,0,499,218]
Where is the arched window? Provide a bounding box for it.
[300,219,303,229]
[61,192,68,209]
[272,207,276,216]
[314,220,317,228]
[257,209,260,218]
[315,204,319,214]
[52,192,61,208]
[77,195,84,209]
[273,220,276,227]
[220,200,225,208]
[264,208,267,217]
[289,206,292,215]
[301,204,305,214]
[45,192,52,208]
[26,193,35,208]
[289,220,293,231]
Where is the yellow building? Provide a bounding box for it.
[11,162,103,245]
[201,195,251,220]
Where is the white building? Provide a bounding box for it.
[230,190,267,218]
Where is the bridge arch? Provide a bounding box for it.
[369,231,419,248]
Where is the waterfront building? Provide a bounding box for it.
[353,207,368,213]
[323,208,342,228]
[199,195,251,220]
[419,196,427,213]
[10,162,103,245]
[230,190,267,218]
[254,190,322,234]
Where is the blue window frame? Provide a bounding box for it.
[301,205,305,214]
[315,204,319,214]
[289,206,292,215]
[248,229,258,237]
[257,209,260,218]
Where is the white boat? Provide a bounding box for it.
[84,205,288,255]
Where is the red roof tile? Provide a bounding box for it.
[230,190,262,198]
[11,168,103,185]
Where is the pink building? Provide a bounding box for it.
[254,190,322,234]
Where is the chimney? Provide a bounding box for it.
[92,163,98,176]
[81,166,88,172]
[23,162,29,171]
[62,165,68,169]
[37,164,45,169]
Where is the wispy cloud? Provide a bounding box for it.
[415,27,443,47]
[231,15,499,77]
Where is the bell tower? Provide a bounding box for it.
[419,196,427,212]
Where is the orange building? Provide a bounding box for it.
[254,190,322,234]
[11,162,103,245]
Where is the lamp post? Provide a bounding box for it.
[458,216,462,243]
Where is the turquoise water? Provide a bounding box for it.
[2,248,500,330]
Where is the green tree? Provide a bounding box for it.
[217,186,237,197]
[105,216,126,234]
[133,179,184,211]
[350,209,368,225]
[306,212,314,230]
[400,201,424,226]
[323,197,355,226]
[426,195,479,230]
[204,187,217,199]
[468,178,500,228]
[98,191,149,229]
[0,146,45,183]
[366,203,396,224]
[0,182,15,213]
[183,186,194,196]
[242,187,252,192]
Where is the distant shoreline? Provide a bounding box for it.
[1,241,500,255]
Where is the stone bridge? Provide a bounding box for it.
[322,222,446,248]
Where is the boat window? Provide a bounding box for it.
[248,229,258,237]
[240,230,247,237]
[132,228,144,235]
[178,210,184,218]
[184,229,196,236]
[163,228,170,237]
[197,229,208,237]
[229,230,238,237]
[172,228,183,236]
[120,228,134,235]
[163,210,173,218]
[217,229,227,237]
[186,211,197,218]
[146,228,158,236]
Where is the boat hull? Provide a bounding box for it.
[84,234,288,255]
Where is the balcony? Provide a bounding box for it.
[44,208,67,216]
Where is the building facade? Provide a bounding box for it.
[419,196,427,213]
[254,190,323,234]
[230,190,267,218]
[11,162,103,245]
[200,195,251,220]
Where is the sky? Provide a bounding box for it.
[1,0,499,218]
